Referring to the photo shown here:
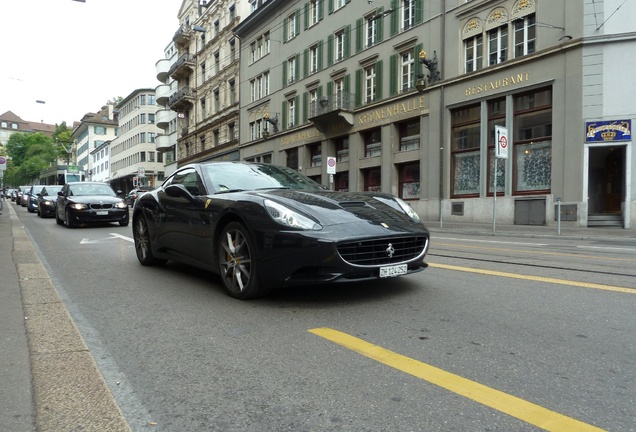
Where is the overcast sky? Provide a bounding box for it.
[0,0,180,127]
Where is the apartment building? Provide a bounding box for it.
[1,111,56,146]
[168,0,249,166]
[234,0,636,229]
[71,105,118,182]
[109,89,164,194]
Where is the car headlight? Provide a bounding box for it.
[43,200,53,205]
[70,203,88,210]
[395,197,421,223]
[115,202,128,209]
[264,199,322,230]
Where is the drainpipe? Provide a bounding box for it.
[439,1,446,228]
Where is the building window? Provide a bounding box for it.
[465,35,483,73]
[140,132,146,143]
[251,42,257,63]
[514,13,536,57]
[214,51,220,73]
[229,4,235,20]
[365,65,376,104]
[288,11,297,40]
[334,172,348,191]
[401,50,414,92]
[228,122,236,141]
[288,56,297,83]
[335,30,345,61]
[513,87,552,193]
[264,32,270,54]
[249,119,262,141]
[95,126,106,135]
[230,40,236,62]
[335,136,349,162]
[214,20,219,36]
[214,90,220,112]
[213,129,219,147]
[310,44,319,74]
[149,132,156,143]
[364,128,381,158]
[366,14,377,48]
[286,147,299,170]
[487,98,506,195]
[363,168,381,192]
[149,151,155,162]
[399,120,420,151]
[140,113,146,124]
[288,98,296,128]
[334,78,344,108]
[309,0,319,26]
[402,0,415,30]
[335,0,346,10]
[399,163,420,199]
[451,104,481,197]
[229,80,236,104]
[488,25,508,66]
[250,0,257,12]
[148,113,155,124]
[199,135,206,151]
[309,143,322,167]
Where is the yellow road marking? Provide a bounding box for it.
[309,327,606,432]
[434,242,636,263]
[428,262,636,294]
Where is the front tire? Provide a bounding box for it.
[133,215,165,265]
[65,208,75,228]
[55,207,63,225]
[218,222,265,299]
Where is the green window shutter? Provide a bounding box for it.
[318,40,324,70]
[389,54,398,96]
[355,18,363,53]
[282,60,288,87]
[377,7,384,42]
[376,60,383,100]
[327,81,333,98]
[282,101,288,131]
[355,69,363,107]
[295,54,301,80]
[344,25,351,58]
[296,9,301,34]
[415,0,423,24]
[327,34,334,65]
[345,0,351,3]
[303,92,309,123]
[344,74,350,93]
[318,85,323,98]
[390,0,398,36]
[318,0,324,20]
[414,43,423,80]
[295,96,300,126]
[304,2,309,29]
[283,17,288,41]
[328,0,334,14]
[303,48,309,78]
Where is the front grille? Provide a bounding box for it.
[337,236,428,266]
[90,203,114,210]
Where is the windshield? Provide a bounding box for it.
[201,163,325,193]
[68,183,115,196]
[67,174,82,182]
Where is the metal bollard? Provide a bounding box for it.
[556,197,561,235]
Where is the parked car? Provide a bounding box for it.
[17,185,33,207]
[55,182,129,228]
[132,161,430,299]
[36,185,63,217]
[124,186,155,207]
[27,186,42,213]
[9,189,17,201]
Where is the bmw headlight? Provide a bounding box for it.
[115,202,128,209]
[264,199,322,230]
[395,197,421,223]
[70,203,88,210]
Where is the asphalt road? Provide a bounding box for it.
[14,204,636,432]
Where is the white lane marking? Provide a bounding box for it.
[577,245,636,252]
[80,233,134,244]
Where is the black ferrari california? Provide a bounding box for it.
[132,162,430,299]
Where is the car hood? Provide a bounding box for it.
[67,195,124,204]
[253,189,424,231]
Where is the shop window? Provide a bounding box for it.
[487,98,506,195]
[335,171,349,191]
[309,143,322,167]
[451,104,480,197]
[399,163,420,200]
[286,147,299,170]
[335,136,349,162]
[399,120,420,151]
[513,87,552,193]
[363,167,381,192]
[364,128,382,158]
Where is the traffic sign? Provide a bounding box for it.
[0,156,6,171]
[326,156,336,174]
[495,125,508,159]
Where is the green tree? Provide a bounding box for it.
[52,122,74,163]
[6,132,56,183]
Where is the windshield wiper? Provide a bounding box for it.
[214,188,245,194]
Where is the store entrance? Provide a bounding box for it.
[587,145,626,226]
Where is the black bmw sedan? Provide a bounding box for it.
[132,162,430,299]
[55,182,129,228]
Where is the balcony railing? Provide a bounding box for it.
[173,24,192,46]
[309,92,355,118]
[168,86,194,110]
[168,53,195,79]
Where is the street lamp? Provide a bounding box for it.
[416,49,441,92]
[262,113,278,139]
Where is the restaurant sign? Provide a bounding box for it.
[585,120,631,142]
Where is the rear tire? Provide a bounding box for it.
[218,222,266,299]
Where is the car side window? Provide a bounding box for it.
[170,168,204,196]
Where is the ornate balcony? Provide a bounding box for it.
[168,53,195,80]
[308,92,355,133]
[172,24,192,47]
[168,86,194,111]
